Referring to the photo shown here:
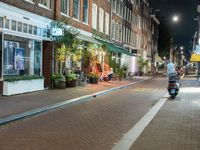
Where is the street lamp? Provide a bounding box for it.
[172,15,179,23]
[180,46,184,50]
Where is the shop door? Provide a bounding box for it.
[43,41,52,88]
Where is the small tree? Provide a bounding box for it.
[137,56,148,75]
[50,16,80,74]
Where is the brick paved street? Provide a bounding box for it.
[0,77,146,119]
[0,77,166,150]
[131,76,200,150]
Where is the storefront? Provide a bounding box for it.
[0,2,52,95]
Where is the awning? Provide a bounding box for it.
[77,33,101,45]
[95,39,133,56]
[155,54,162,62]
[190,53,200,62]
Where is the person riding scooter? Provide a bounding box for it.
[167,61,180,99]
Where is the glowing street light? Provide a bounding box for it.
[180,46,184,50]
[172,15,179,23]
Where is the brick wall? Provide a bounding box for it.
[0,0,55,19]
[55,0,92,33]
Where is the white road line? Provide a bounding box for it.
[111,93,169,150]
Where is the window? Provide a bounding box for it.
[105,12,109,35]
[99,8,104,32]
[29,25,33,34]
[5,19,10,29]
[17,22,22,32]
[116,0,120,15]
[83,0,88,23]
[11,20,17,31]
[39,0,51,8]
[23,23,28,33]
[42,28,47,37]
[61,0,69,15]
[115,23,119,41]
[73,0,80,20]
[37,27,41,36]
[92,3,97,29]
[111,20,115,39]
[3,36,42,76]
[0,17,3,28]
[119,24,122,42]
[33,26,37,35]
[120,2,123,17]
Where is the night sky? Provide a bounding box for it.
[150,0,198,51]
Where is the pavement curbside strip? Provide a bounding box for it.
[0,77,152,126]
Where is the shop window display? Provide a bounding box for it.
[3,35,42,76]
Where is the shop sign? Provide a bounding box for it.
[52,28,63,36]
[131,49,137,54]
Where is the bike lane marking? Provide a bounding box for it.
[111,93,169,150]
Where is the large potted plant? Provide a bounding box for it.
[137,56,148,76]
[65,72,77,87]
[88,72,99,84]
[52,74,66,89]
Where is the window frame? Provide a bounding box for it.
[61,0,69,16]
[73,0,80,20]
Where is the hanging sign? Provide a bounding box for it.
[51,28,63,36]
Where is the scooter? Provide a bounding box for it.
[167,76,180,99]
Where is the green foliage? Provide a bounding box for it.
[50,17,81,74]
[115,65,127,80]
[65,72,77,82]
[87,72,100,79]
[108,55,120,73]
[51,74,63,81]
[137,56,148,71]
[4,75,44,82]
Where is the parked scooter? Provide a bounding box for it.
[167,73,180,99]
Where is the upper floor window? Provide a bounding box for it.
[73,0,80,20]
[39,0,51,8]
[5,19,10,29]
[105,12,109,35]
[83,0,88,23]
[111,20,115,39]
[11,20,17,31]
[99,8,104,32]
[61,0,69,15]
[0,17,3,28]
[17,22,22,32]
[92,3,97,29]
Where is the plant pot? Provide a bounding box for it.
[55,79,66,89]
[66,79,77,87]
[89,77,98,84]
[137,71,143,76]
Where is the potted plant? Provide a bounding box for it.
[116,68,126,81]
[65,72,77,87]
[137,56,148,76]
[52,74,66,89]
[88,72,99,84]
